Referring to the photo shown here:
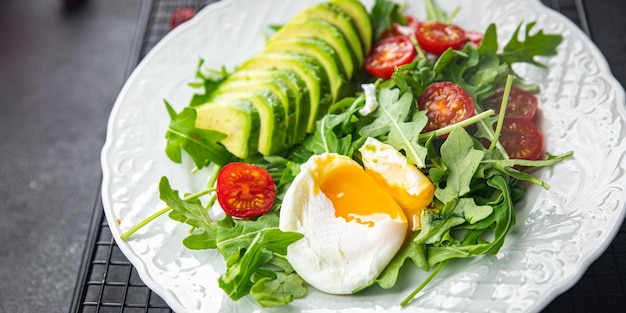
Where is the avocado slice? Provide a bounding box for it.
[217,71,298,147]
[209,88,288,156]
[239,52,332,134]
[330,0,372,54]
[194,99,260,159]
[267,18,355,81]
[264,37,351,102]
[229,69,310,143]
[292,3,364,66]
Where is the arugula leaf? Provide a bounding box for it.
[391,58,436,97]
[158,176,217,249]
[360,88,428,168]
[387,112,428,168]
[370,0,406,42]
[479,23,499,54]
[370,240,429,290]
[413,198,492,245]
[164,101,236,168]
[217,227,303,301]
[250,272,306,307]
[304,107,357,156]
[426,173,515,266]
[499,21,563,67]
[434,128,484,203]
[216,213,283,258]
[187,59,229,107]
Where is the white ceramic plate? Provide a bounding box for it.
[101,0,626,312]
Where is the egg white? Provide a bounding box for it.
[279,153,407,295]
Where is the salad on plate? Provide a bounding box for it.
[118,0,575,309]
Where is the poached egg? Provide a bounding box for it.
[279,153,408,294]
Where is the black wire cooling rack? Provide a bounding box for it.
[70,0,626,312]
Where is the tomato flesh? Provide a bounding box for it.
[465,30,484,47]
[414,21,467,55]
[499,119,543,161]
[216,162,276,218]
[365,36,416,79]
[418,81,475,132]
[484,87,538,121]
[380,15,419,39]
[170,8,196,29]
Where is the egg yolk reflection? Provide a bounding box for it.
[311,155,407,226]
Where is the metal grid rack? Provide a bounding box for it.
[71,0,625,312]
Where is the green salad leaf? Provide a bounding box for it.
[187,59,230,107]
[217,225,304,301]
[434,128,485,203]
[500,21,563,67]
[250,272,307,307]
[360,88,428,168]
[159,176,218,249]
[370,0,406,41]
[164,101,236,168]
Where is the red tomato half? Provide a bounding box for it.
[465,30,484,47]
[499,119,543,161]
[414,21,467,55]
[170,8,196,29]
[365,36,416,79]
[216,162,276,218]
[380,15,419,38]
[484,87,538,121]
[418,81,475,132]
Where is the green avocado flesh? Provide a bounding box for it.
[291,3,364,66]
[264,37,351,102]
[240,52,332,134]
[192,0,372,158]
[194,99,260,159]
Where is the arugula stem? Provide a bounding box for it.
[489,75,514,150]
[119,186,217,241]
[483,151,574,168]
[419,109,495,140]
[409,35,428,62]
[119,207,171,241]
[401,260,450,307]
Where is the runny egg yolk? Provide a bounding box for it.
[359,137,435,231]
[310,154,407,226]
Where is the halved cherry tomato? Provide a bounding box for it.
[170,8,196,29]
[364,36,416,79]
[465,30,484,47]
[216,162,276,218]
[380,15,419,39]
[499,119,543,161]
[483,87,538,121]
[418,81,475,132]
[414,21,467,55]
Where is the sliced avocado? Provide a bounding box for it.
[217,71,298,146]
[264,37,351,101]
[194,99,260,159]
[292,3,364,66]
[209,89,287,156]
[228,69,310,143]
[329,0,372,54]
[267,18,355,80]
[239,52,332,134]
